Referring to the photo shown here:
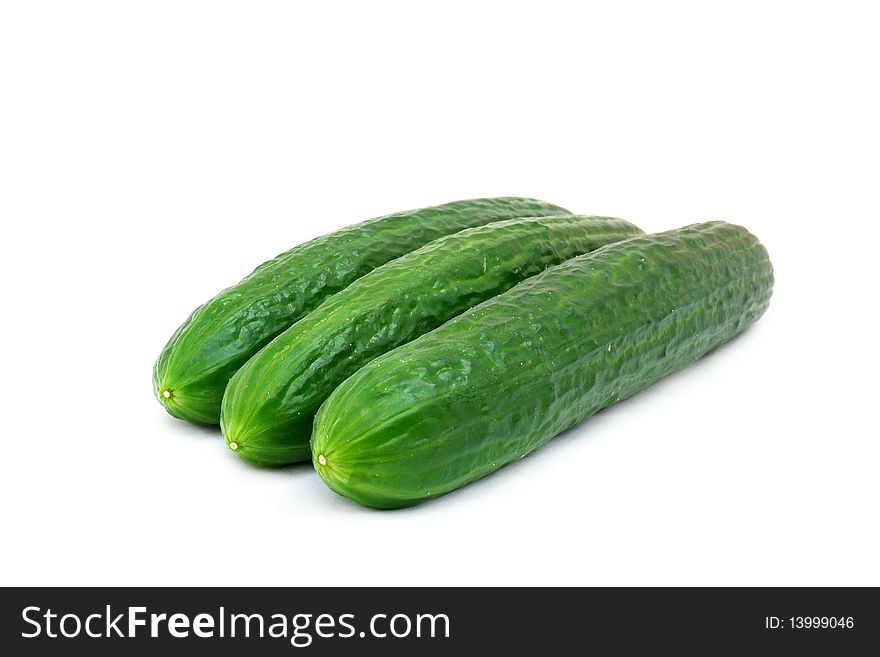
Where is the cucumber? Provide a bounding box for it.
[221,215,643,466]
[153,197,570,424]
[311,222,774,508]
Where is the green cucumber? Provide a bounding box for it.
[311,222,774,508]
[153,197,570,424]
[221,215,643,465]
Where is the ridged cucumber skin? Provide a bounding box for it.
[221,215,643,466]
[311,222,774,509]
[153,197,570,425]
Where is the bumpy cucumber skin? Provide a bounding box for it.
[221,215,643,466]
[153,198,570,425]
[312,222,774,509]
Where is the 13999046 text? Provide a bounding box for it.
[764,616,855,630]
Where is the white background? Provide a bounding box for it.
[1,1,877,587]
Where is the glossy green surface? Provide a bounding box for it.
[221,215,643,465]
[312,222,774,508]
[153,197,570,424]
